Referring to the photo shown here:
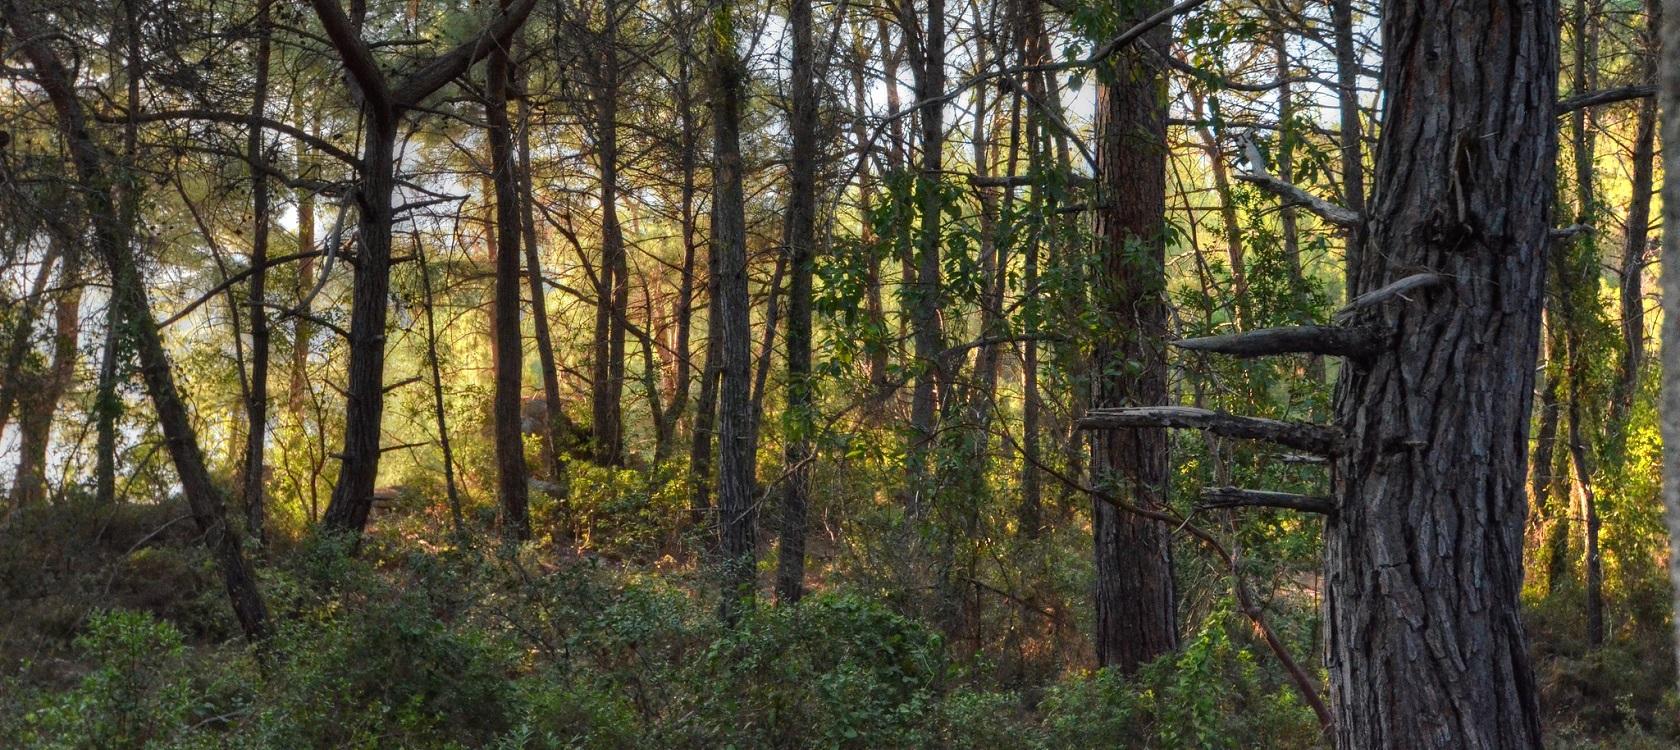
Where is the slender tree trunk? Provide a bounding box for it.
[590,5,628,467]
[775,0,818,605]
[656,38,700,463]
[415,236,465,536]
[0,247,59,440]
[241,0,274,545]
[712,2,755,623]
[849,17,889,393]
[1331,0,1366,293]
[487,2,531,541]
[519,97,568,481]
[905,0,947,516]
[1324,0,1555,740]
[1088,0,1177,673]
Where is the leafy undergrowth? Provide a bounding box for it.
[0,496,1326,749]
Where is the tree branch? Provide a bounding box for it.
[1079,406,1342,455]
[1199,487,1333,514]
[1556,84,1656,114]
[1234,172,1362,227]
[392,0,539,106]
[1173,324,1381,359]
[307,0,391,113]
[95,109,361,166]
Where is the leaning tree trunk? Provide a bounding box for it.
[1324,0,1556,742]
[1088,0,1177,673]
[9,6,272,641]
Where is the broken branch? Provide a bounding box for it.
[1173,324,1381,359]
[1079,406,1341,455]
[1199,487,1334,514]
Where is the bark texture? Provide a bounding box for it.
[1324,0,1556,742]
[1087,3,1177,673]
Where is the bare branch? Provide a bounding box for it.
[1556,84,1656,114]
[95,109,361,166]
[1235,172,1362,227]
[1173,324,1381,359]
[1079,406,1342,454]
[1199,487,1333,514]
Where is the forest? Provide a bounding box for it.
[2,0,1680,746]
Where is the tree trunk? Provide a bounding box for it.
[775,0,817,605]
[1324,0,1555,741]
[319,117,398,537]
[487,2,531,541]
[1088,0,1177,673]
[519,96,568,481]
[590,6,628,467]
[241,0,273,546]
[9,255,81,507]
[905,0,947,516]
[1331,0,1366,292]
[1654,0,1680,689]
[712,3,755,623]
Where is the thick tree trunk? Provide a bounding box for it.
[1088,1,1177,673]
[487,4,531,541]
[712,5,755,623]
[775,0,817,605]
[1324,0,1555,742]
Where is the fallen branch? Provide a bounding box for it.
[1173,324,1380,359]
[1079,406,1341,455]
[1199,487,1333,514]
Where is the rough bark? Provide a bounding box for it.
[590,1,628,467]
[1656,0,1680,689]
[1088,1,1177,672]
[1323,0,1555,741]
[310,0,535,537]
